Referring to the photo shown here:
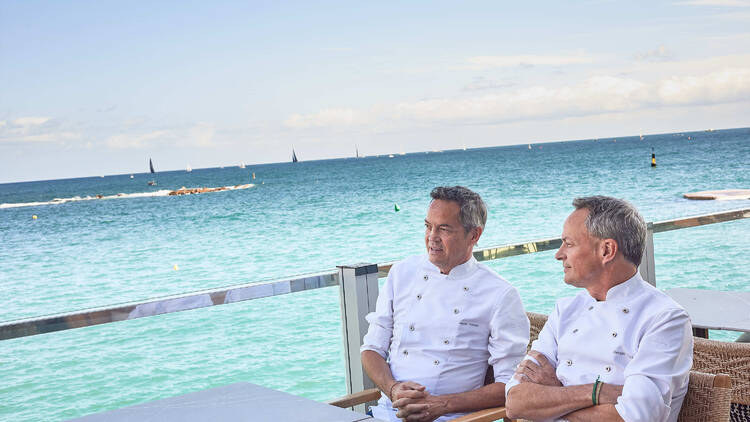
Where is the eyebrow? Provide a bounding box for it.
[425,220,454,229]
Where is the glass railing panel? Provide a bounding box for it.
[652,218,749,341]
[0,286,347,422]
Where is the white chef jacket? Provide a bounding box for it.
[361,254,529,422]
[506,272,693,422]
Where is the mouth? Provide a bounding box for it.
[428,245,443,254]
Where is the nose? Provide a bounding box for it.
[427,226,439,242]
[554,244,564,261]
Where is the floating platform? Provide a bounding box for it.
[683,189,750,200]
[168,184,253,196]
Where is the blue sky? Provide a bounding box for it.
[2,0,749,182]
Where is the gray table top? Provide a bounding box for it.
[67,382,379,422]
[665,288,750,332]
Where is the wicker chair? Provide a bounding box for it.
[526,312,548,350]
[678,371,731,422]
[691,337,750,422]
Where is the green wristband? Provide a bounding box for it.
[592,375,601,405]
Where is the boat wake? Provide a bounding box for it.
[0,184,254,209]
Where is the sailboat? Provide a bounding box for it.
[239,161,246,169]
[148,158,157,186]
[356,145,359,158]
[292,148,298,163]
[186,164,192,172]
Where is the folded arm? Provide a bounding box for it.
[505,351,623,421]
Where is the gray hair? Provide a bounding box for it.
[430,186,487,233]
[572,196,646,266]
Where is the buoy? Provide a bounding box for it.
[32,215,38,220]
[173,264,179,271]
[394,203,401,212]
[651,147,656,167]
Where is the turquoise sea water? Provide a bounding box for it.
[1,128,749,421]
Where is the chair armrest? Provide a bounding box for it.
[449,406,511,422]
[677,371,732,422]
[327,388,381,408]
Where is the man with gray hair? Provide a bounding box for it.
[505,196,693,422]
[361,186,530,421]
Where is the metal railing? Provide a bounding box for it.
[2,207,748,343]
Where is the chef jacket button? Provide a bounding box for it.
[453,308,460,314]
[622,307,629,314]
[409,324,415,331]
[572,328,578,333]
[423,275,429,281]
[566,359,573,366]
[463,286,469,292]
[433,360,440,365]
[605,366,612,372]
[443,339,450,345]
[611,331,618,338]
[588,306,594,311]
[403,350,408,356]
[417,294,422,300]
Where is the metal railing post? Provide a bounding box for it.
[639,222,656,286]
[337,263,379,412]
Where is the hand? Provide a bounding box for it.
[514,351,563,387]
[393,392,447,422]
[390,381,427,402]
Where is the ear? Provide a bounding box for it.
[470,226,483,244]
[600,239,618,264]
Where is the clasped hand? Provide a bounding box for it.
[513,350,563,386]
[391,381,445,422]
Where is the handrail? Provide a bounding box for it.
[652,208,750,233]
[0,270,338,341]
[2,207,748,341]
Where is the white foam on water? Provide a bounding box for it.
[0,186,253,209]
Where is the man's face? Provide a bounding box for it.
[424,199,478,274]
[554,208,603,287]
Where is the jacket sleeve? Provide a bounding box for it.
[360,267,396,359]
[614,308,693,422]
[488,286,530,383]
